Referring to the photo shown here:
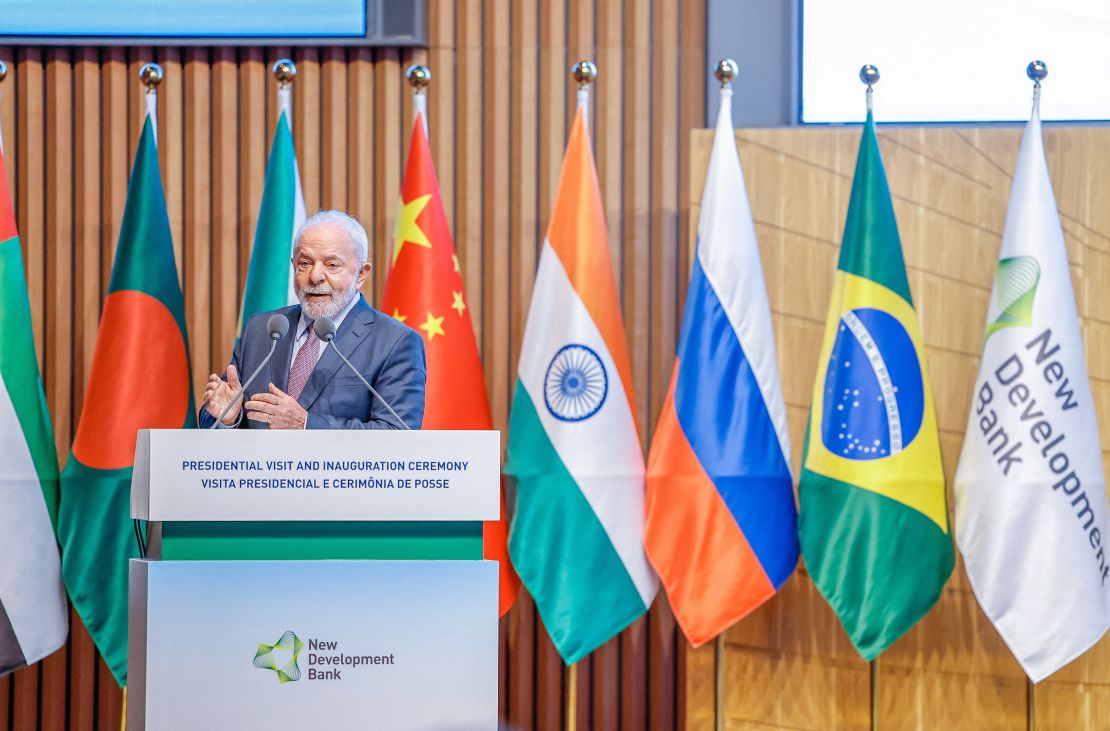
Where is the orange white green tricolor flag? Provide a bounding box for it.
[504,102,657,664]
[381,111,519,616]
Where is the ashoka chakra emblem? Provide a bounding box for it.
[543,344,608,422]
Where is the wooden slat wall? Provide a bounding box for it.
[0,0,704,729]
[683,124,1110,730]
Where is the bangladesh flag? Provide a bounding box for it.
[797,112,954,660]
[239,91,305,329]
[57,100,195,685]
[0,134,67,676]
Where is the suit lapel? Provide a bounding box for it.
[270,306,300,392]
[297,298,376,411]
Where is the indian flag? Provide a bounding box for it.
[505,98,657,664]
[239,84,306,327]
[0,130,67,676]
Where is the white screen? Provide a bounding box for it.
[802,0,1110,123]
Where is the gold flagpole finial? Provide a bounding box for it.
[714,58,738,88]
[572,61,597,88]
[272,59,297,90]
[406,64,431,93]
[139,62,164,94]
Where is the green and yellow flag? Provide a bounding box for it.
[57,96,194,685]
[797,112,953,660]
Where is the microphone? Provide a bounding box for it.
[209,313,290,428]
[313,316,412,430]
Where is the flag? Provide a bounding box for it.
[504,104,657,664]
[57,98,195,686]
[0,134,67,676]
[382,112,519,615]
[797,111,954,660]
[954,100,1110,682]
[239,91,306,327]
[643,88,797,646]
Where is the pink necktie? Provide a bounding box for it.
[287,327,321,401]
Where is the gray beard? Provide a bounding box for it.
[297,283,359,320]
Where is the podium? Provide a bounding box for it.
[128,429,501,730]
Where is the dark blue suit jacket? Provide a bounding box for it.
[200,296,426,429]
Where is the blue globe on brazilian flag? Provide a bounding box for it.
[820,306,925,461]
[798,112,954,661]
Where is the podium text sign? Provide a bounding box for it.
[128,429,500,731]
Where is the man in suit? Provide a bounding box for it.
[201,210,426,430]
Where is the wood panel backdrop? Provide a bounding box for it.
[0,0,704,728]
[683,124,1110,730]
[4,2,1110,730]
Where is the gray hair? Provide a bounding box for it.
[293,210,370,265]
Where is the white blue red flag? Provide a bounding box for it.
[644,87,798,645]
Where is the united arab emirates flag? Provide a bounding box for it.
[797,112,953,660]
[57,97,195,685]
[0,133,67,676]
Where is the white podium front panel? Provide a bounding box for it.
[131,428,500,521]
[129,560,497,730]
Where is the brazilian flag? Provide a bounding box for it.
[57,106,195,685]
[798,112,954,660]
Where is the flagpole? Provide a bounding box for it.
[273,58,297,130]
[870,661,878,731]
[714,636,724,731]
[572,61,596,129]
[566,662,578,731]
[406,64,431,139]
[139,62,163,142]
[857,63,883,731]
[124,66,165,728]
[707,58,739,731]
[561,60,596,731]
[1028,678,1036,729]
[1022,60,1047,731]
[859,63,879,116]
[0,60,7,154]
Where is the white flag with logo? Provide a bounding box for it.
[955,101,1110,682]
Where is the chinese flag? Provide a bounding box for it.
[382,113,520,616]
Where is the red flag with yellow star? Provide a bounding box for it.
[382,113,519,616]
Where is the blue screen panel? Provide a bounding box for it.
[2,0,365,38]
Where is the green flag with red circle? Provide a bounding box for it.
[58,108,194,686]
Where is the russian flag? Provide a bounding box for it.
[644,86,798,646]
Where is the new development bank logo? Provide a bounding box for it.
[253,630,304,684]
[253,630,396,684]
[987,256,1040,339]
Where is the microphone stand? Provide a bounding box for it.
[310,315,411,430]
[325,339,412,430]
